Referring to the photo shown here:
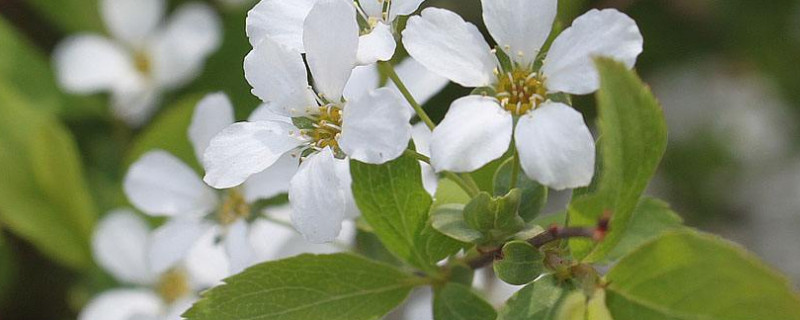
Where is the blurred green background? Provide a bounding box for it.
[1,0,800,318]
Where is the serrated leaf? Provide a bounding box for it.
[494,241,545,285]
[604,197,684,261]
[430,204,483,243]
[351,153,461,271]
[434,283,497,320]
[605,231,800,320]
[184,253,422,320]
[568,58,668,262]
[493,157,548,222]
[464,190,525,242]
[498,275,578,320]
[0,82,96,269]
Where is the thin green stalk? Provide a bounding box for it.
[379,61,436,130]
[459,173,481,195]
[404,149,430,163]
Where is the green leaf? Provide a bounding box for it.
[127,94,203,171]
[0,83,96,269]
[555,291,586,320]
[605,231,800,320]
[494,240,545,285]
[432,178,471,208]
[493,158,548,222]
[434,283,497,320]
[568,58,668,262]
[464,191,525,242]
[430,204,483,243]
[27,0,103,32]
[604,197,684,261]
[351,153,461,271]
[0,17,103,118]
[586,290,613,320]
[498,275,578,320]
[184,253,423,320]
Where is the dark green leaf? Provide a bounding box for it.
[568,58,668,262]
[351,153,460,271]
[27,0,103,32]
[184,253,423,320]
[606,231,800,320]
[498,275,578,320]
[493,157,548,222]
[494,240,545,285]
[434,283,497,320]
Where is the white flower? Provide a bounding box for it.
[402,0,643,190]
[246,0,424,65]
[80,210,219,320]
[52,0,221,126]
[123,93,300,275]
[204,0,412,243]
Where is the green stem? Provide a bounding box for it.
[379,61,436,130]
[459,173,481,195]
[510,151,521,189]
[404,149,430,163]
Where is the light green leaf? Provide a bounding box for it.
[434,283,497,320]
[604,197,684,261]
[0,82,96,269]
[555,291,586,320]
[351,153,461,271]
[498,275,578,320]
[494,157,548,222]
[568,58,668,262]
[126,94,203,171]
[586,289,613,320]
[606,231,800,320]
[0,17,103,118]
[432,178,471,208]
[464,190,525,242]
[184,253,423,320]
[430,204,482,243]
[494,240,545,285]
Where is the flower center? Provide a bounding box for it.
[218,189,250,225]
[156,268,191,304]
[133,50,151,75]
[307,105,343,153]
[495,69,547,116]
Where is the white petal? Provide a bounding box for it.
[515,102,595,190]
[482,0,556,67]
[150,3,222,89]
[149,219,212,275]
[391,57,450,107]
[110,83,160,127]
[304,0,359,101]
[542,9,643,95]
[340,88,412,164]
[92,210,152,285]
[124,150,218,217]
[356,23,396,65]
[78,289,162,320]
[430,96,512,172]
[224,220,255,274]
[189,93,235,162]
[358,0,383,18]
[387,0,425,21]
[248,215,297,261]
[246,0,318,51]
[184,227,229,288]
[52,34,136,94]
[244,38,315,116]
[203,121,304,189]
[243,152,299,202]
[343,64,380,102]
[248,103,293,122]
[288,149,347,243]
[402,8,496,87]
[101,0,164,46]
[420,162,438,196]
[334,157,360,219]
